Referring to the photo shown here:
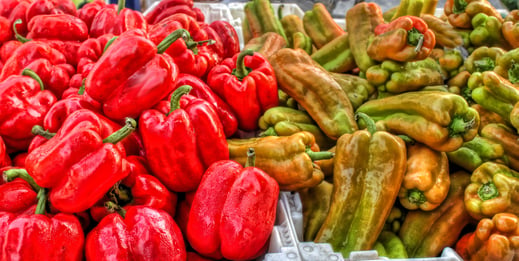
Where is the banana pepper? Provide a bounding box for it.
[481,123,519,172]
[356,91,480,152]
[470,13,511,49]
[472,104,507,129]
[431,48,464,78]
[300,180,333,241]
[447,135,506,172]
[310,33,356,73]
[444,0,503,29]
[227,131,333,191]
[494,48,519,84]
[373,231,409,259]
[242,0,286,43]
[302,3,345,49]
[465,46,505,73]
[243,32,287,58]
[421,14,463,48]
[390,0,424,20]
[279,12,313,54]
[330,72,376,110]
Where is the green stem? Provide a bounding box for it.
[408,189,427,205]
[105,201,127,218]
[78,80,86,95]
[13,19,31,43]
[186,39,216,55]
[35,188,47,215]
[115,184,131,204]
[245,147,256,167]
[306,148,334,161]
[157,29,189,54]
[407,27,424,47]
[398,135,415,145]
[167,85,192,116]
[474,57,495,72]
[103,36,118,54]
[453,0,468,14]
[449,116,474,136]
[260,127,278,137]
[508,62,519,84]
[3,168,42,192]
[117,0,126,14]
[278,4,284,20]
[478,182,499,201]
[22,69,44,91]
[102,118,137,144]
[355,112,377,134]
[232,49,254,81]
[31,125,56,139]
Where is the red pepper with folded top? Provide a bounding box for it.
[0,69,56,153]
[207,49,278,131]
[1,167,37,214]
[187,149,279,260]
[76,34,114,76]
[367,15,436,62]
[77,0,107,28]
[25,109,136,213]
[89,0,147,38]
[86,205,186,261]
[208,20,240,59]
[85,29,179,121]
[6,0,32,38]
[173,73,238,137]
[90,155,177,222]
[144,0,204,24]
[140,86,229,192]
[26,0,76,20]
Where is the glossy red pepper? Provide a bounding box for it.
[76,34,114,76]
[90,155,178,222]
[0,138,11,168]
[7,0,31,37]
[25,109,135,213]
[207,49,279,131]
[187,150,279,260]
[27,14,89,42]
[199,23,224,62]
[89,0,147,38]
[0,16,12,42]
[174,191,196,237]
[85,29,179,121]
[1,41,23,64]
[77,0,108,28]
[0,0,23,18]
[144,0,194,24]
[1,167,37,214]
[25,0,77,22]
[173,73,238,137]
[86,206,186,260]
[0,69,56,153]
[140,86,229,192]
[209,20,240,59]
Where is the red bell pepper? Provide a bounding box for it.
[89,0,147,38]
[90,155,178,222]
[207,49,279,131]
[0,16,12,42]
[0,0,23,18]
[174,191,196,237]
[151,5,203,25]
[144,0,198,24]
[0,167,85,261]
[187,149,279,260]
[26,0,77,21]
[7,0,31,37]
[76,34,114,76]
[86,206,186,260]
[209,20,240,59]
[27,14,89,42]
[173,73,238,137]
[85,29,179,121]
[1,167,38,214]
[0,69,56,153]
[77,0,108,28]
[140,86,229,192]
[367,15,436,62]
[0,138,11,168]
[25,109,136,213]
[42,97,101,133]
[199,23,224,62]
[1,41,23,63]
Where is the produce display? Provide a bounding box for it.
[3,0,519,260]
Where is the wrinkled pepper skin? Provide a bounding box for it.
[85,29,179,121]
[209,20,240,59]
[228,131,331,191]
[420,14,463,48]
[89,1,147,38]
[25,109,134,213]
[503,10,519,48]
[300,180,333,242]
[243,32,287,58]
[346,2,384,72]
[243,0,286,43]
[373,231,409,259]
[27,14,89,42]
[399,143,450,211]
[465,46,505,73]
[311,33,356,73]
[470,71,519,124]
[444,0,503,29]
[269,48,358,139]
[314,114,406,257]
[140,86,229,192]
[144,0,194,24]
[447,135,506,172]
[481,123,519,172]
[465,162,519,220]
[330,72,376,110]
[302,3,345,49]
[494,48,519,84]
[86,206,186,261]
[77,0,108,28]
[187,159,279,261]
[258,106,335,150]
[365,58,444,94]
[456,213,519,261]
[356,91,480,152]
[472,104,507,129]
[0,70,56,153]
[76,34,115,77]
[368,16,436,62]
[470,13,510,49]
[207,49,278,131]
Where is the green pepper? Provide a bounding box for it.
[448,71,473,103]
[243,0,287,43]
[365,58,444,94]
[391,0,424,21]
[464,46,506,73]
[300,180,333,241]
[356,91,480,152]
[292,32,314,55]
[481,123,519,172]
[302,3,345,49]
[447,135,506,172]
[280,12,313,52]
[258,106,336,150]
[469,13,511,49]
[383,205,407,233]
[330,72,376,109]
[494,47,519,84]
[310,33,356,73]
[373,231,409,259]
[277,89,298,109]
[314,113,407,256]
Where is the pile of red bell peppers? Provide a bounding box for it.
[0,0,280,260]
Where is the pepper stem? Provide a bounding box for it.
[232,49,254,81]
[453,0,468,14]
[259,127,278,137]
[478,182,499,201]
[408,189,427,205]
[3,168,42,192]
[355,112,377,134]
[32,125,56,139]
[103,36,118,54]
[398,135,415,144]
[407,28,423,47]
[186,39,216,55]
[105,201,127,218]
[306,148,334,161]
[449,116,475,136]
[167,85,192,116]
[117,0,126,14]
[78,80,86,95]
[278,4,284,20]
[245,147,256,167]
[102,118,137,144]
[508,62,519,84]
[22,69,44,91]
[157,29,189,54]
[13,19,31,43]
[474,57,495,72]
[35,188,47,215]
